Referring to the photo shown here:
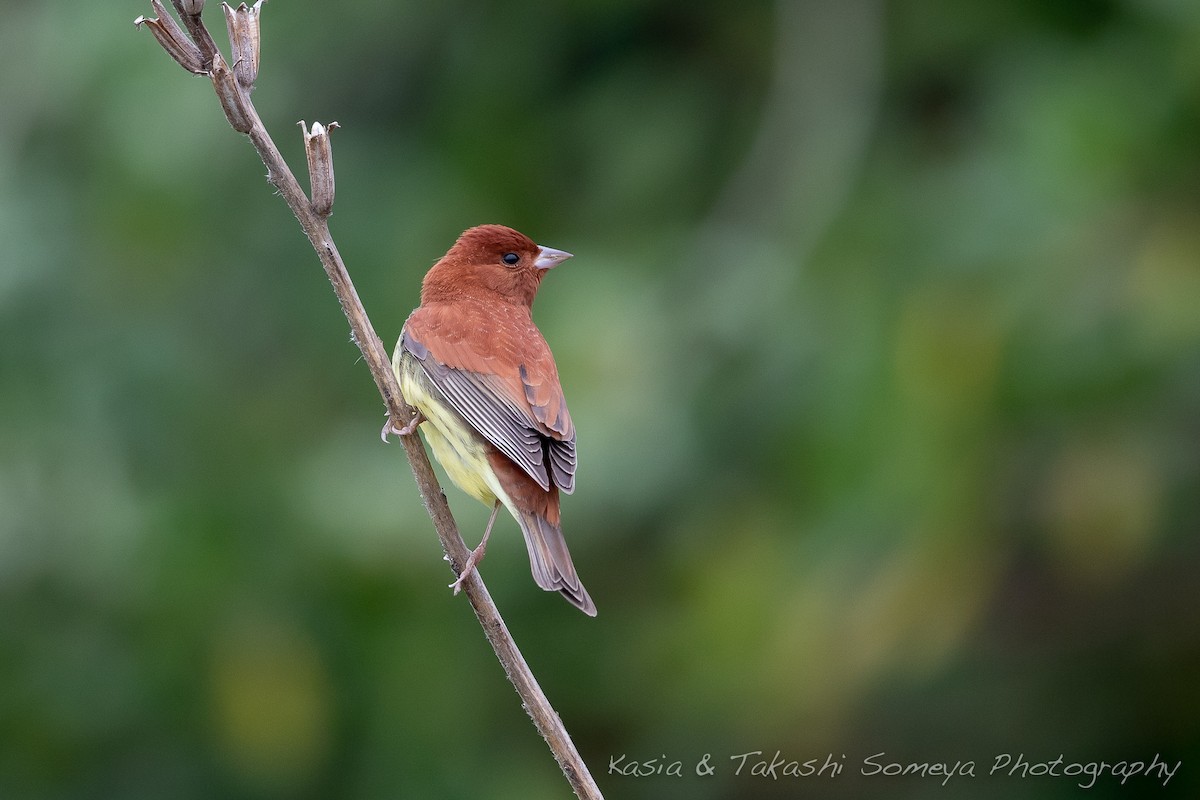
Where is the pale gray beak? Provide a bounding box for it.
[534,245,573,270]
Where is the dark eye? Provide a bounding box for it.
[502,252,520,266]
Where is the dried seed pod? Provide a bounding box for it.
[301,120,339,217]
[210,51,253,133]
[222,1,264,90]
[136,0,205,74]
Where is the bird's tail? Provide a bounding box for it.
[515,510,596,616]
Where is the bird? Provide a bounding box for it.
[385,224,596,616]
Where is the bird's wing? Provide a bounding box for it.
[402,306,576,494]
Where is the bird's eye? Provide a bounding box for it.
[502,252,520,266]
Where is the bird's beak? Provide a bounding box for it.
[534,245,573,270]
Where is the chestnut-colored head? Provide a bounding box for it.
[420,224,572,308]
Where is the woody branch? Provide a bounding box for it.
[134,3,602,798]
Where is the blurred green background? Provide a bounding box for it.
[3,1,1199,798]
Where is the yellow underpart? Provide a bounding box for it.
[394,345,516,516]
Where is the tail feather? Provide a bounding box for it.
[516,511,596,616]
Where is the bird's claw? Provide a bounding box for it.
[449,542,488,595]
[380,410,424,442]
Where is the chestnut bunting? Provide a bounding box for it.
[387,225,595,616]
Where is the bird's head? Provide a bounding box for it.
[421,224,572,308]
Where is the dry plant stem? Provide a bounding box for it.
[137,6,602,800]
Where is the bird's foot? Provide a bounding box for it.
[449,502,499,595]
[380,410,424,442]
[449,541,489,595]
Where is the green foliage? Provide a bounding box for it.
[2,1,1198,797]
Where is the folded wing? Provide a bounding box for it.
[402,309,576,494]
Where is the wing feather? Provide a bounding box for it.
[401,310,576,493]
